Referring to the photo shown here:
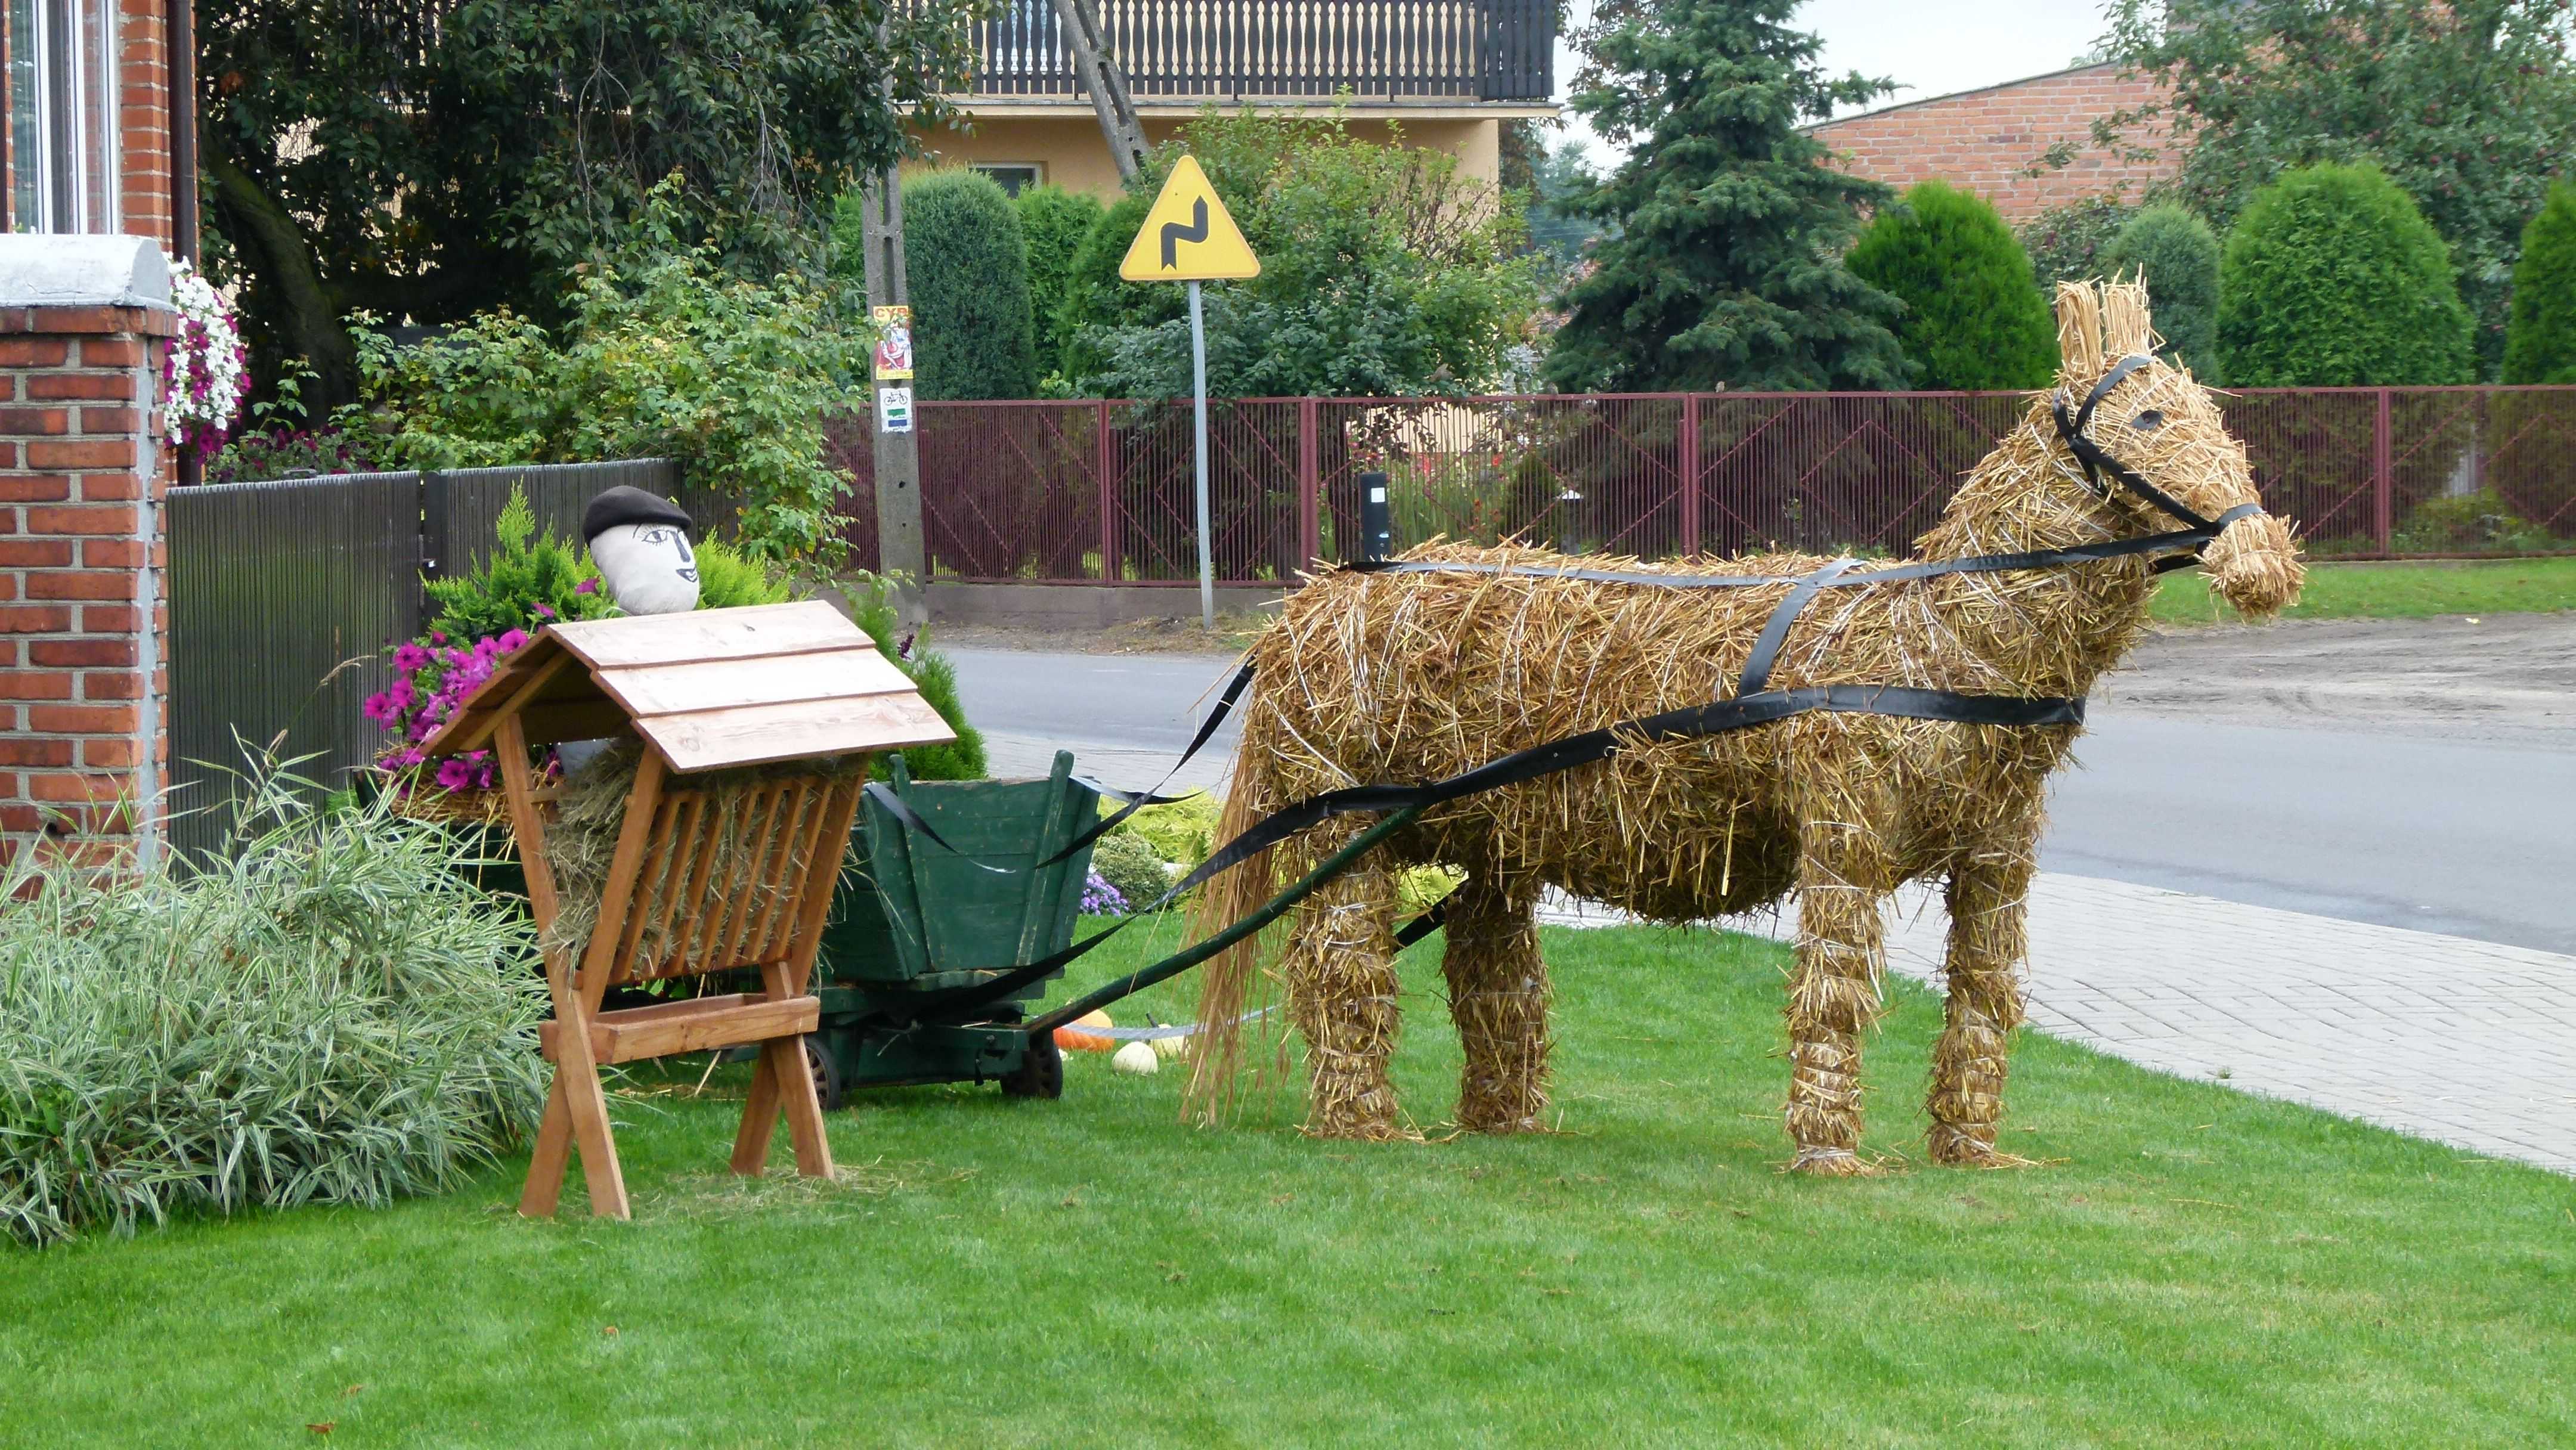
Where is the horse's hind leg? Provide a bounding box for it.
[1442,872,1550,1133]
[1281,823,1411,1141]
[1784,810,1894,1175]
[1927,844,2038,1167]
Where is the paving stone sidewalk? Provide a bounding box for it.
[989,732,2576,1176]
[1545,876,2576,1177]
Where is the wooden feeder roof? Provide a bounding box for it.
[416,601,956,774]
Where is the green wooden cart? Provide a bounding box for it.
[800,749,1101,1108]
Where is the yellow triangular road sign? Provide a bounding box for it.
[1120,156,1260,283]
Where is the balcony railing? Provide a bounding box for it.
[965,0,1554,103]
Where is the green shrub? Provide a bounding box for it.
[1066,112,1546,399]
[838,575,986,783]
[1054,189,1163,386]
[2389,488,2561,554]
[2100,204,2224,379]
[349,183,871,562]
[887,169,1039,399]
[2017,196,2136,294]
[1015,184,1107,382]
[1847,181,2058,389]
[2503,180,2576,384]
[1101,791,1220,870]
[2216,164,2476,386]
[0,775,549,1245]
[1089,831,1175,912]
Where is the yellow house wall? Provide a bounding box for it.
[908,113,1505,199]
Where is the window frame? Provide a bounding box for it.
[8,0,120,234]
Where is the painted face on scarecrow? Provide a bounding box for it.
[582,486,700,616]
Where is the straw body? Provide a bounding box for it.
[1185,281,2305,1168]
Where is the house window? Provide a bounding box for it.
[7,0,120,233]
[971,163,1042,197]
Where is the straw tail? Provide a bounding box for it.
[1181,735,1289,1126]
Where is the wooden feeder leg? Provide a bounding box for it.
[556,996,632,1218]
[519,1086,574,1217]
[729,959,835,1179]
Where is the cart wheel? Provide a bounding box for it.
[803,1034,845,1113]
[1001,1031,1063,1100]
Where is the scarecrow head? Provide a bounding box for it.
[583,486,699,616]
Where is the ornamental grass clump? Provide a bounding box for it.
[0,774,550,1246]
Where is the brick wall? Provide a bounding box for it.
[117,0,176,247]
[0,303,173,869]
[1807,64,2181,223]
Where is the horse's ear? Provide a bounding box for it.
[2055,281,2105,381]
[2101,278,2155,358]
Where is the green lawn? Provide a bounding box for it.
[2152,554,2576,624]
[6,922,2571,1446]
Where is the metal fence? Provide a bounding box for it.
[825,388,2576,584]
[165,458,686,859]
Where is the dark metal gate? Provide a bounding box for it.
[164,459,685,859]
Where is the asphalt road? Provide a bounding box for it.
[945,647,2576,956]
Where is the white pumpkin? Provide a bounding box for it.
[1111,1041,1159,1076]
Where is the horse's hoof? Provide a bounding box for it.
[1782,1145,1885,1176]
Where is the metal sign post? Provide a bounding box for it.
[1119,156,1259,633]
[1188,279,1212,628]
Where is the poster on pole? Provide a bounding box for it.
[871,305,915,380]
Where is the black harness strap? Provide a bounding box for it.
[1737,556,1860,697]
[899,681,2085,1017]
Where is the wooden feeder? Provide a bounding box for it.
[417,601,956,1219]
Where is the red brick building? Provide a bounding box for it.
[0,0,193,866]
[1806,63,2179,224]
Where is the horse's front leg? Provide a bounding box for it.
[1927,842,2038,1167]
[1784,810,1894,1175]
[1442,871,1551,1133]
[1282,823,1412,1141]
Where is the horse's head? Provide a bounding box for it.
[2051,280,2304,619]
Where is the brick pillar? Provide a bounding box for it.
[0,237,175,871]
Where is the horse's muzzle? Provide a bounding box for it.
[2202,509,2305,619]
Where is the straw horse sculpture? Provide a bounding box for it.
[1187,281,2305,1172]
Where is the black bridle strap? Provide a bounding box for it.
[2052,352,2228,534]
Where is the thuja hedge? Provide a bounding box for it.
[2503,179,2576,385]
[2216,164,2476,387]
[1847,181,2058,389]
[2100,205,2222,380]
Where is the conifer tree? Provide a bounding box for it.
[2503,181,2576,385]
[1847,181,2057,389]
[1543,0,1910,392]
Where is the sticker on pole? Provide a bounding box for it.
[1120,156,1260,283]
[877,385,914,435]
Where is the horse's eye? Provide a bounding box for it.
[2131,409,2165,431]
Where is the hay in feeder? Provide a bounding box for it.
[1184,280,2304,1169]
[539,742,864,977]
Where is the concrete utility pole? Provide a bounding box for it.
[856,172,927,627]
[1049,0,1151,183]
